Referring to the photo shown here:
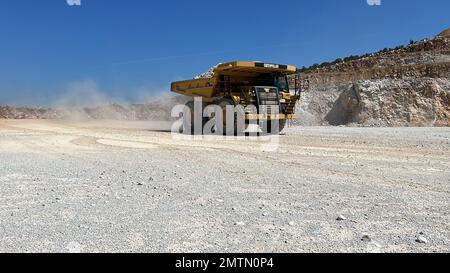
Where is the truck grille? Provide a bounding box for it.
[253,87,281,115]
[255,87,279,106]
[259,105,279,115]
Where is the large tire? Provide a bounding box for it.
[214,99,245,136]
[279,119,287,133]
[182,101,208,135]
[260,119,287,135]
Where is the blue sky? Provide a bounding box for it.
[0,0,449,106]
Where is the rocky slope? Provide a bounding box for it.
[296,28,450,127]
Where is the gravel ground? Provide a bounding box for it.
[0,119,449,253]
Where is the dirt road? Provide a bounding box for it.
[0,119,449,253]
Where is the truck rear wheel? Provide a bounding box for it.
[182,101,208,135]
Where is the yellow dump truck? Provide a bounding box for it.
[171,61,302,134]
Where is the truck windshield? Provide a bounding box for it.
[274,75,289,91]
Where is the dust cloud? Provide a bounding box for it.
[0,80,188,131]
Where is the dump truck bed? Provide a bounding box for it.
[215,61,296,75]
[171,78,216,98]
[170,61,297,98]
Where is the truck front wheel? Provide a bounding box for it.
[214,99,245,136]
[260,119,287,135]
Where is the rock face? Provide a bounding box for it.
[296,29,450,127]
[327,79,450,127]
[438,28,450,38]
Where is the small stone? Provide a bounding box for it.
[416,236,428,244]
[337,215,347,221]
[288,221,295,226]
[231,207,237,211]
[137,182,143,186]
[361,234,372,242]
[235,221,245,226]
